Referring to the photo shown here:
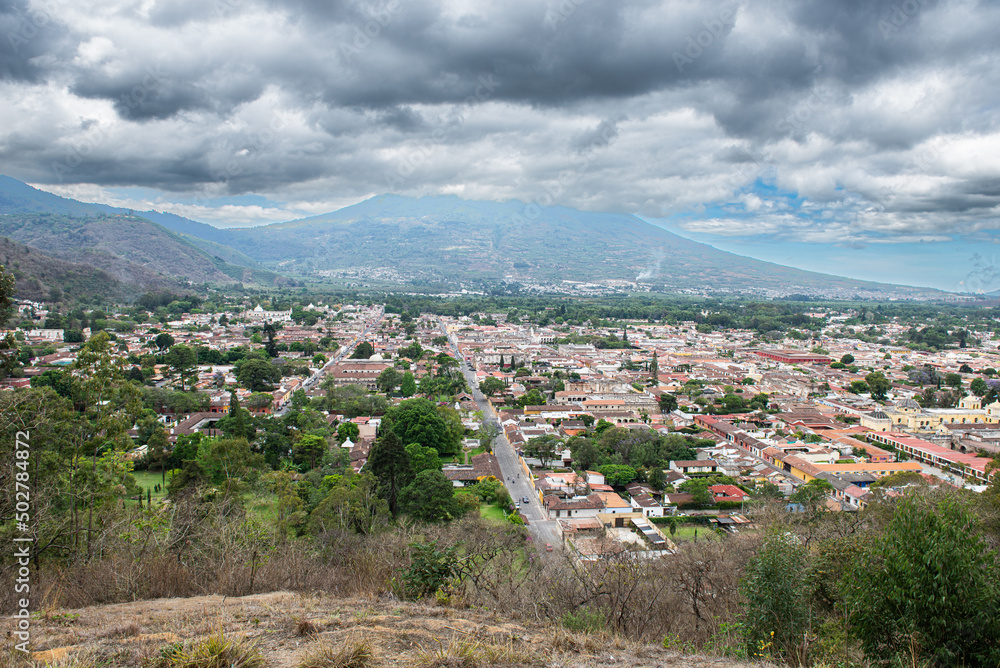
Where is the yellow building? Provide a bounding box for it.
[861,396,1000,433]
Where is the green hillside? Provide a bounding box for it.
[0,237,135,302]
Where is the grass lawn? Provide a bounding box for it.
[667,526,721,543]
[247,492,279,524]
[479,503,508,524]
[130,470,172,498]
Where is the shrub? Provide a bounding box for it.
[156,629,266,668]
[297,636,375,668]
[561,606,607,633]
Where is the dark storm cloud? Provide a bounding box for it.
[0,0,73,81]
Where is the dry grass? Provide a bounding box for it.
[295,616,320,637]
[0,590,777,668]
[96,621,142,639]
[414,637,537,668]
[297,635,377,668]
[546,626,637,655]
[155,629,266,668]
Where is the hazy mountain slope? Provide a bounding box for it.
[221,194,940,295]
[0,213,241,286]
[0,236,138,302]
[0,178,945,295]
[0,176,240,246]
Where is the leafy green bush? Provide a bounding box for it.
[400,540,459,600]
[561,606,607,633]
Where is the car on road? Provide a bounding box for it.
[521,496,530,504]
[545,543,553,552]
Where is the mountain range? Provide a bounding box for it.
[0,175,947,299]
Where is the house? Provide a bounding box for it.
[670,459,719,475]
[594,492,632,514]
[543,494,605,519]
[629,491,665,517]
[709,484,749,503]
[442,453,503,486]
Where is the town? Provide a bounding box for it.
[6,282,1000,666]
[7,293,999,558]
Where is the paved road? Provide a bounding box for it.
[276,306,384,417]
[440,320,562,548]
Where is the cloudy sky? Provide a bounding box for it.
[2,0,999,291]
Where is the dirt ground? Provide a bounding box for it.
[2,591,769,667]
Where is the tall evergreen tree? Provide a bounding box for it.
[366,430,413,517]
[650,351,659,381]
[229,390,250,440]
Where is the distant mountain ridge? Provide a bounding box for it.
[0,177,282,291]
[0,176,946,297]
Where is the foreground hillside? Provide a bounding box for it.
[4,591,761,668]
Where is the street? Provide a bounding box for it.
[275,306,384,417]
[442,320,563,548]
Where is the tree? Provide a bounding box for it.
[376,366,401,394]
[649,351,659,381]
[515,388,545,408]
[842,493,1000,666]
[865,371,890,401]
[237,358,282,392]
[658,393,678,413]
[405,442,443,475]
[292,434,326,471]
[337,421,360,443]
[147,423,170,486]
[648,466,666,491]
[154,332,175,351]
[790,478,833,513]
[739,530,809,660]
[680,479,713,506]
[365,430,413,516]
[351,341,375,359]
[245,392,274,411]
[752,481,784,500]
[477,421,500,451]
[524,435,561,468]
[849,380,869,394]
[167,344,197,391]
[263,322,278,357]
[479,377,504,396]
[570,437,607,471]
[840,353,855,364]
[384,398,463,457]
[399,469,461,522]
[225,391,253,441]
[598,464,637,487]
[971,377,988,397]
[307,472,390,536]
[400,372,417,397]
[944,372,963,389]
